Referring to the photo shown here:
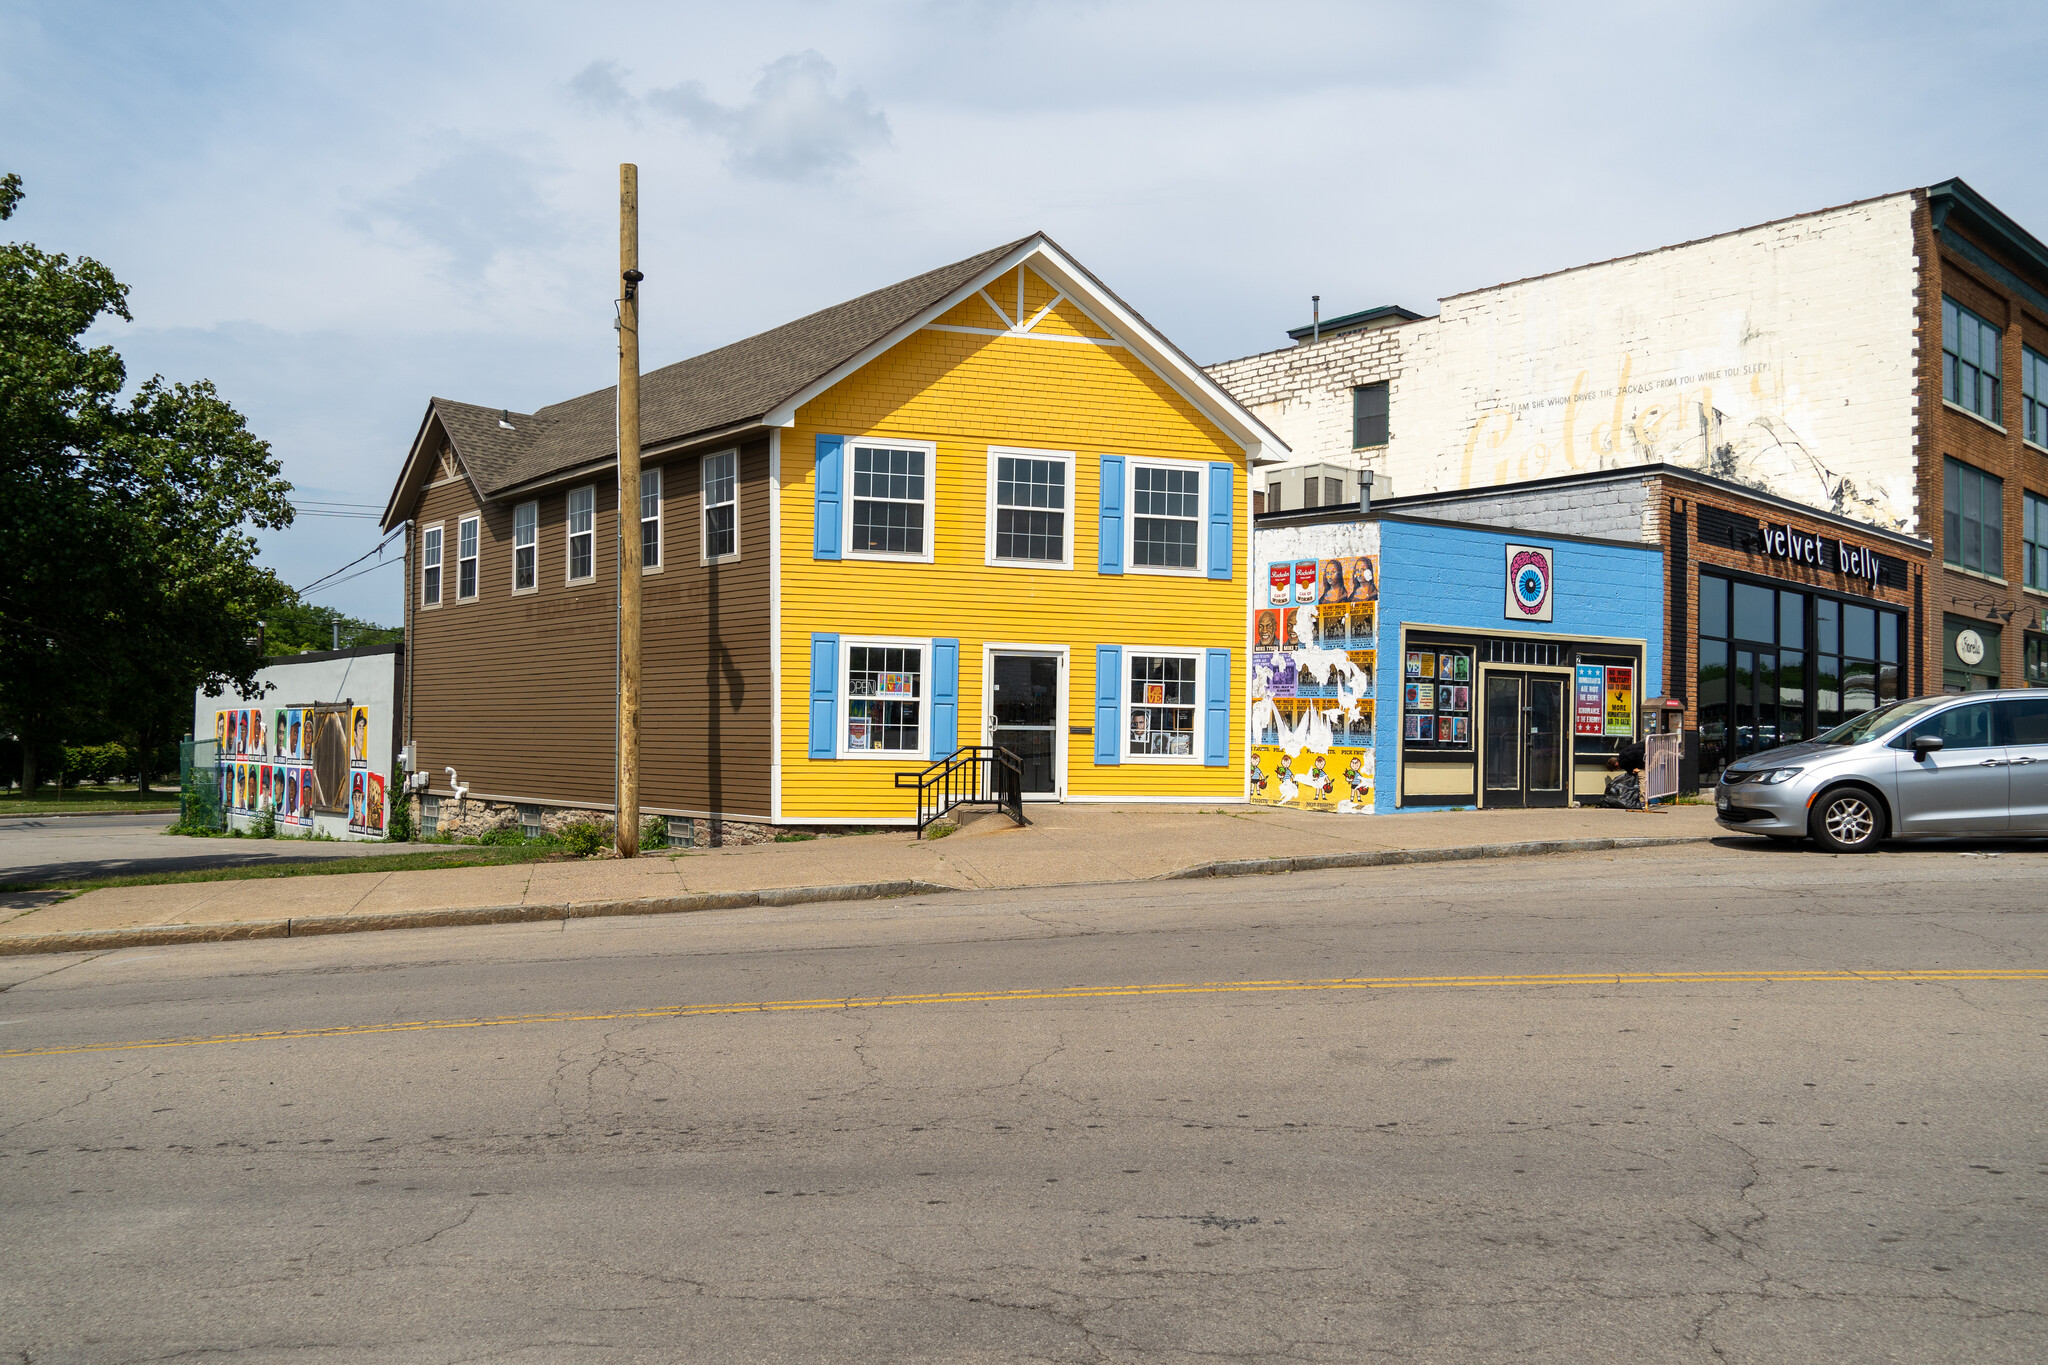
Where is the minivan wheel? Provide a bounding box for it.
[1810,787,1885,853]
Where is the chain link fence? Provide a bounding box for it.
[179,738,224,831]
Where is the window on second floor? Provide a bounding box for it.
[1944,296,2002,423]
[1353,381,1389,448]
[2024,344,2048,449]
[456,515,478,599]
[420,524,442,606]
[1944,456,2004,576]
[1131,462,1202,571]
[988,448,1071,566]
[850,443,930,558]
[702,450,737,562]
[567,485,596,582]
[639,466,662,570]
[512,500,537,592]
[2025,490,2048,593]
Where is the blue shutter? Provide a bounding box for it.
[1203,648,1231,767]
[1207,462,1234,581]
[814,435,844,559]
[1098,454,1124,574]
[808,633,839,759]
[929,638,959,759]
[1094,645,1122,765]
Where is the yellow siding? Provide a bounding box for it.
[1031,297,1112,340]
[779,324,1249,820]
[932,294,1006,330]
[1019,267,1060,319]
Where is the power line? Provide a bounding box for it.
[297,557,401,597]
[296,527,404,594]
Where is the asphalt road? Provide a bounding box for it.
[3,842,2043,1363]
[0,812,395,886]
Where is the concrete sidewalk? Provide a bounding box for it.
[0,802,1722,953]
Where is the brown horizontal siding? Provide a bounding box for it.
[405,433,771,818]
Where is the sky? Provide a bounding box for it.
[5,0,2046,625]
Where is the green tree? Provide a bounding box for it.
[1,175,295,791]
[264,600,403,654]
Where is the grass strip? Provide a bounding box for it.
[1,790,181,815]
[0,843,574,895]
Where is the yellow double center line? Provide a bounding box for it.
[6,968,2044,1059]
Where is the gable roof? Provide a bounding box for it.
[384,233,1288,530]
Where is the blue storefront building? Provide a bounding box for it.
[1249,511,1664,813]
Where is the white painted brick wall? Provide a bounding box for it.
[1210,195,1922,534]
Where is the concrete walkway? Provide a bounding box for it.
[0,803,1721,952]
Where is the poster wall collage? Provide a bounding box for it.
[1249,555,1378,813]
[213,705,385,836]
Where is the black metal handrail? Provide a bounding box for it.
[894,746,1027,838]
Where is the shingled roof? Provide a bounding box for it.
[390,235,1035,522]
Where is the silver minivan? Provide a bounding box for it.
[1716,689,2048,851]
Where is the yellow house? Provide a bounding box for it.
[382,233,1287,835]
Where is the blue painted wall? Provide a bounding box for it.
[1374,520,1664,813]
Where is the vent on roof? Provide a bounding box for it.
[499,410,515,430]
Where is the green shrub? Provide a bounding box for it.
[473,824,528,847]
[386,795,416,843]
[774,831,816,843]
[639,815,668,850]
[558,818,613,857]
[253,807,277,840]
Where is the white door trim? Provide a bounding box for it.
[981,641,1069,801]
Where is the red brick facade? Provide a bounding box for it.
[1912,190,2048,688]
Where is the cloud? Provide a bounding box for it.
[566,59,637,119]
[646,51,890,183]
[355,143,561,280]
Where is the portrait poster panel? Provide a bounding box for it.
[1575,663,1605,736]
[350,706,370,765]
[349,770,367,831]
[285,768,298,821]
[1251,608,1283,651]
[367,773,386,834]
[1318,555,1380,605]
[298,766,313,820]
[1605,666,1635,737]
[1418,714,1436,742]
[1279,607,1299,650]
[262,764,274,811]
[274,709,288,758]
[215,712,228,749]
[288,709,303,760]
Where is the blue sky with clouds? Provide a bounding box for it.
[5,1,2045,624]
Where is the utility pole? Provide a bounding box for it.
[616,163,644,857]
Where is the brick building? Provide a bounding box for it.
[1212,178,2048,780]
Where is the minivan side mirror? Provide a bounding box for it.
[1912,735,1944,759]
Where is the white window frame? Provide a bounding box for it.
[640,465,663,574]
[844,437,938,564]
[511,500,538,594]
[566,485,596,584]
[1125,457,1208,577]
[455,514,480,600]
[1120,646,1204,765]
[701,448,740,565]
[419,521,444,608]
[837,634,931,760]
[984,445,1076,570]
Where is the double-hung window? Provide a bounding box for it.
[1130,461,1203,572]
[456,515,479,599]
[1353,381,1389,447]
[702,449,737,562]
[843,642,923,756]
[1944,456,2004,576]
[1944,296,2003,423]
[1126,652,1199,760]
[512,501,537,592]
[849,442,932,558]
[567,485,595,582]
[987,447,1071,567]
[2025,490,2048,593]
[2024,345,2048,449]
[639,467,662,570]
[420,524,443,606]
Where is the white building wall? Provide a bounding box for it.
[1212,193,1923,534]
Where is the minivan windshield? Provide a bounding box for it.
[1816,697,1946,746]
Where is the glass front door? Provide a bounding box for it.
[1481,670,1568,807]
[991,653,1059,795]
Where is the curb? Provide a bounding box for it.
[0,834,1717,957]
[1168,834,1712,879]
[0,879,958,957]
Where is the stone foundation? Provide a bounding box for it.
[403,795,780,848]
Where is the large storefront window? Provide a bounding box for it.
[1696,573,1902,780]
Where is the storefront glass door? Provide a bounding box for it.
[1480,671,1567,808]
[991,653,1059,795]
